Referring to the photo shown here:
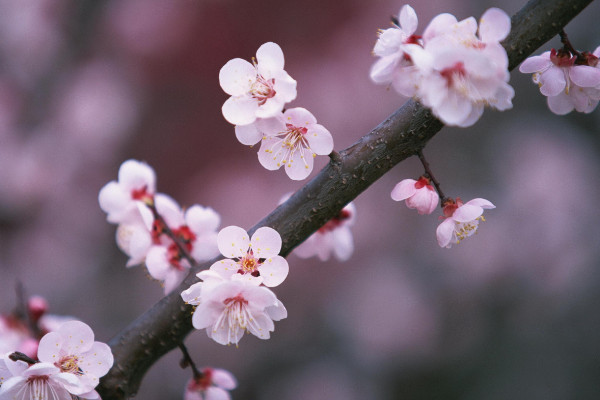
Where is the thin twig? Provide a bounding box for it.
[417,150,447,203]
[178,342,203,380]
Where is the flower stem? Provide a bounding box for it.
[559,29,583,60]
[178,342,203,380]
[417,149,447,204]
[149,204,198,268]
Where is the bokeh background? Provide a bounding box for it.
[1,0,600,399]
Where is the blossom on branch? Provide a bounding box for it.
[36,320,113,398]
[0,359,75,400]
[210,226,288,287]
[369,5,423,97]
[182,271,287,346]
[371,6,514,127]
[98,159,156,224]
[391,176,439,215]
[235,107,334,180]
[436,197,495,248]
[144,194,220,294]
[184,367,237,400]
[519,46,600,114]
[220,42,297,125]
[0,321,113,399]
[294,202,356,261]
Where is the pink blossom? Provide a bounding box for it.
[219,42,297,125]
[183,271,287,346]
[294,202,356,261]
[144,194,220,294]
[36,320,113,397]
[372,7,514,127]
[520,47,600,114]
[370,5,423,97]
[391,176,439,215]
[436,198,495,248]
[98,159,156,224]
[209,226,289,287]
[0,359,76,400]
[235,107,334,180]
[184,368,237,400]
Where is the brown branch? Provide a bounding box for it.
[97,0,596,398]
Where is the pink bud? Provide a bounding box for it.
[28,296,48,323]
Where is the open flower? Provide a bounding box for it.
[184,368,237,400]
[98,159,156,224]
[235,107,334,180]
[219,42,297,125]
[370,4,423,96]
[209,226,288,287]
[36,320,113,397]
[520,46,600,114]
[184,271,287,346]
[294,202,356,261]
[391,176,439,215]
[0,359,76,400]
[436,198,495,248]
[371,7,514,127]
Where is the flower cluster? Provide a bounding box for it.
[220,42,334,180]
[181,226,288,346]
[99,159,221,294]
[370,5,514,127]
[0,295,77,360]
[392,177,495,248]
[0,320,113,400]
[519,46,600,114]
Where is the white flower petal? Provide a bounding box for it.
[539,67,567,96]
[305,124,334,155]
[234,122,263,146]
[391,179,417,201]
[399,4,418,35]
[479,8,511,42]
[547,92,574,115]
[436,218,455,248]
[217,226,249,258]
[251,226,282,258]
[222,95,258,126]
[256,42,285,79]
[284,147,314,180]
[258,256,288,287]
[219,58,255,96]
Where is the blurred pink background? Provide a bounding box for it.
[1,0,600,399]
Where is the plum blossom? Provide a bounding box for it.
[98,159,156,224]
[235,107,334,180]
[219,42,297,125]
[182,270,287,346]
[370,5,423,97]
[294,202,356,261]
[209,226,288,287]
[184,368,237,400]
[391,176,439,215]
[519,46,600,114]
[36,320,113,397]
[144,194,220,294]
[0,358,76,400]
[410,8,513,126]
[371,6,514,127]
[436,198,495,248]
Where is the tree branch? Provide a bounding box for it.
[97,0,595,397]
